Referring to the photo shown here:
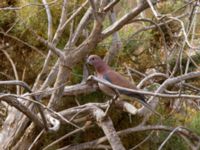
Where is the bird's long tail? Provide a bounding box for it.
[118,90,161,117]
[135,97,161,117]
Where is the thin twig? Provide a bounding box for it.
[0,50,20,95]
[158,126,183,150]
[0,80,48,130]
[43,124,93,150]
[87,74,200,99]
[28,130,45,150]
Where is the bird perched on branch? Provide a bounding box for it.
[87,54,160,116]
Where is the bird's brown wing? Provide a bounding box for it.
[103,70,146,102]
[103,70,135,88]
[102,70,161,117]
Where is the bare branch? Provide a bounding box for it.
[89,0,102,23]
[146,0,160,19]
[0,31,46,57]
[33,0,69,90]
[0,50,20,94]
[28,130,44,150]
[0,80,48,131]
[102,1,151,38]
[59,0,89,37]
[0,0,58,10]
[138,69,200,115]
[103,0,120,12]
[42,0,53,41]
[115,100,138,115]
[137,73,168,88]
[60,106,126,150]
[158,126,183,150]
[87,74,200,99]
[126,13,187,40]
[2,0,200,149]
[71,7,93,44]
[43,124,94,150]
[130,131,154,150]
[169,16,200,50]
[0,80,32,92]
[126,66,146,78]
[33,32,64,58]
[92,107,125,150]
[0,94,43,128]
[60,125,200,149]
[104,9,122,64]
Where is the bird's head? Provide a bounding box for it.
[87,55,102,66]
[87,55,109,73]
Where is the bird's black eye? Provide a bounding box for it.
[91,57,95,60]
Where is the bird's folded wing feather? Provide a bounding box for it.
[102,70,146,101]
[102,70,161,117]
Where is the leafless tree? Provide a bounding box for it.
[0,0,200,149]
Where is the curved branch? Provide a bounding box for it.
[0,80,48,130]
[102,0,151,38]
[33,32,64,58]
[0,32,46,57]
[137,73,168,88]
[87,74,200,99]
[158,126,183,150]
[43,124,94,150]
[0,80,32,92]
[0,95,43,128]
[0,0,58,10]
[0,50,20,94]
[59,106,125,150]
[103,0,120,12]
[42,0,53,41]
[59,125,199,150]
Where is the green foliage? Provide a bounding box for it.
[78,91,107,104]
[157,0,185,14]
[0,10,16,30]
[1,0,200,149]
[124,39,142,55]
[145,83,161,92]
[188,112,200,135]
[149,132,187,150]
[42,125,77,149]
[71,65,84,84]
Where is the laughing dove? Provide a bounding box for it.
[87,55,160,115]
